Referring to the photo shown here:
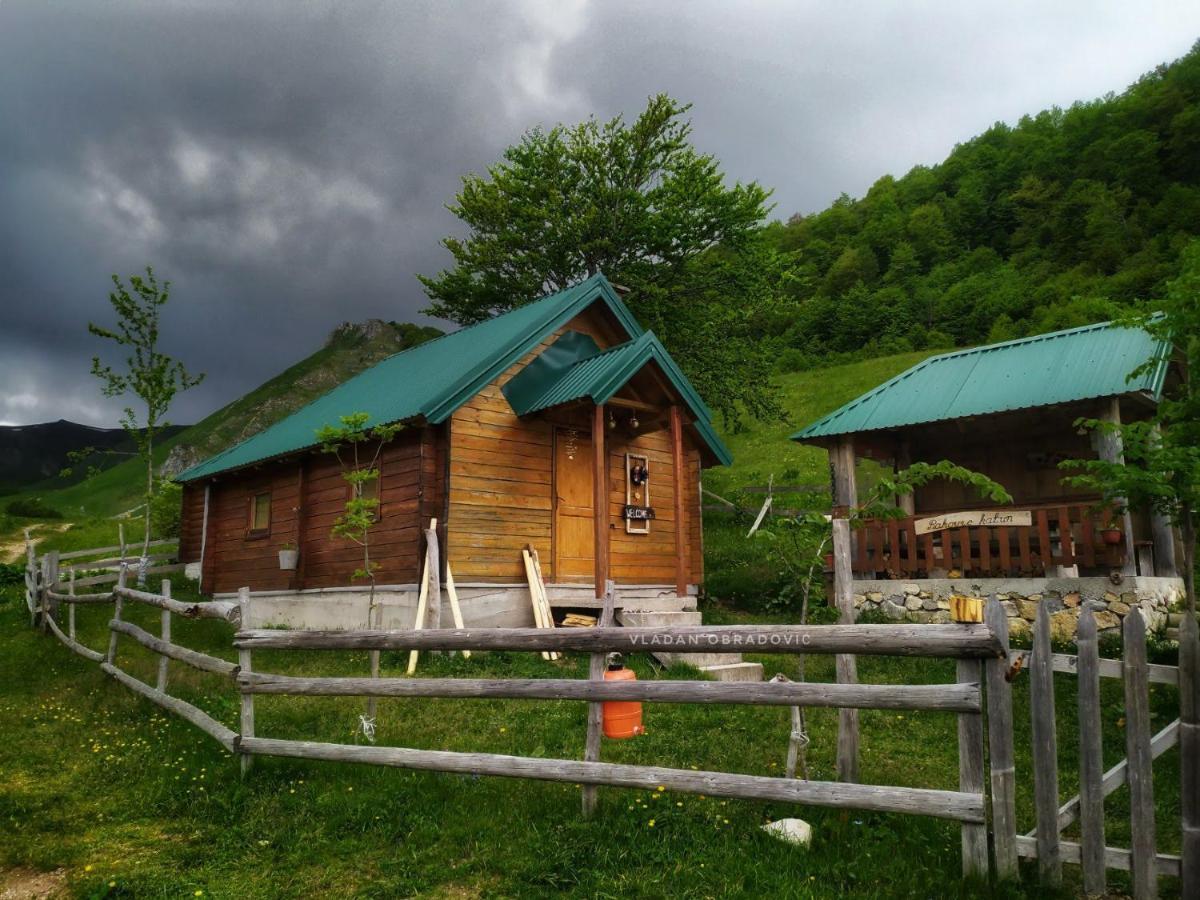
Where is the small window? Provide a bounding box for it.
[248,491,271,535]
[354,474,381,522]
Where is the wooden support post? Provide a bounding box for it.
[157,580,172,693]
[238,587,254,776]
[1077,606,1107,895]
[670,405,688,599]
[583,579,616,818]
[830,436,859,784]
[957,657,987,879]
[445,565,469,659]
[25,530,36,627]
[68,569,77,642]
[894,439,915,517]
[43,550,60,631]
[1180,611,1200,899]
[198,483,211,592]
[593,404,609,600]
[1123,610,1158,899]
[1030,602,1062,887]
[1097,398,1137,575]
[106,566,126,666]
[983,597,1018,880]
[426,519,441,652]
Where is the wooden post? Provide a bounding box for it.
[44,550,60,631]
[957,657,987,879]
[118,522,126,563]
[1097,398,1137,575]
[583,579,616,818]
[107,566,126,666]
[1180,611,1200,899]
[157,580,172,693]
[593,403,609,600]
[68,569,77,642]
[25,530,36,627]
[830,436,859,784]
[198,483,211,592]
[894,439,915,517]
[1030,602,1061,887]
[983,597,1018,880]
[426,520,441,643]
[1123,610,1157,899]
[1077,606,1106,895]
[238,587,254,776]
[670,405,689,600]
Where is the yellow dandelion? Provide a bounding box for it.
[648,819,656,827]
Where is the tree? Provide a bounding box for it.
[420,94,783,426]
[89,268,204,563]
[1062,239,1200,613]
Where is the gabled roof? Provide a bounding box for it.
[178,274,727,481]
[792,319,1171,443]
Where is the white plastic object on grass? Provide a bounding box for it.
[762,818,812,846]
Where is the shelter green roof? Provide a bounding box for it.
[178,274,729,480]
[792,319,1170,443]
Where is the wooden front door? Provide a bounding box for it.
[554,428,594,582]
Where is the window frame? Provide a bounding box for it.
[350,468,382,524]
[246,490,272,538]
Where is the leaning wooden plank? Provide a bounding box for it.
[235,623,1005,657]
[583,579,616,818]
[984,597,1018,880]
[109,620,237,678]
[1010,650,1179,686]
[406,540,433,675]
[957,658,988,878]
[57,538,177,561]
[1014,835,1181,879]
[1030,602,1062,887]
[1076,608,1107,896]
[444,565,470,659]
[100,662,236,752]
[238,671,981,711]
[1123,611,1158,900]
[114,586,241,625]
[44,609,105,663]
[1180,612,1200,900]
[529,547,559,660]
[62,552,174,572]
[521,550,552,661]
[239,736,986,823]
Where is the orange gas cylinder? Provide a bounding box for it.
[602,661,645,739]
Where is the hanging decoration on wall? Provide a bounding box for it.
[624,453,653,533]
[564,427,579,461]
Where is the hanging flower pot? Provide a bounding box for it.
[279,544,300,569]
[1100,527,1123,546]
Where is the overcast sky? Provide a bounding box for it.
[1,1,1197,428]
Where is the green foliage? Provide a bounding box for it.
[420,94,783,427]
[88,267,204,552]
[0,562,22,587]
[767,41,1200,363]
[859,461,1013,522]
[6,497,63,519]
[149,480,183,539]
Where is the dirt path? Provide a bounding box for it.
[0,522,72,564]
[0,868,66,899]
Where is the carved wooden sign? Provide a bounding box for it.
[914,510,1032,534]
[623,505,656,521]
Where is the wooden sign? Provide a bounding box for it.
[914,510,1032,535]
[623,505,656,521]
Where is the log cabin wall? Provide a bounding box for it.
[177,482,206,562]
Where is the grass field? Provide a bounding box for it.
[1,565,1186,898]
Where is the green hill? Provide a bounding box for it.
[9,320,442,520]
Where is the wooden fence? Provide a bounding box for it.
[21,541,1199,893]
[855,501,1127,578]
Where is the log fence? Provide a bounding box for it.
[20,538,1199,891]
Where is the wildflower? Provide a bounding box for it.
[648,819,656,827]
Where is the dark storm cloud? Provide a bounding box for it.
[0,0,1196,426]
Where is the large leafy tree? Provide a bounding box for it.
[420,94,783,425]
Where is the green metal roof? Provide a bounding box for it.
[178,274,728,481]
[792,319,1170,443]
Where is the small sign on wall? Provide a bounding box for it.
[914,510,1033,534]
[625,452,651,534]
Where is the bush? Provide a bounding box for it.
[150,481,182,539]
[5,498,63,519]
[0,562,23,586]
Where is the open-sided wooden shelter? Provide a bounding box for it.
[176,274,729,610]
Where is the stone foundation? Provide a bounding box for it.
[853,576,1184,642]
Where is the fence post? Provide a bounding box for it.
[238,587,254,776]
[68,569,77,642]
[1076,606,1106,895]
[1123,610,1157,900]
[983,596,1017,879]
[831,516,859,784]
[25,530,36,627]
[157,580,172,692]
[1030,602,1061,887]
[106,566,126,666]
[44,550,60,631]
[1180,610,1199,899]
[957,655,987,879]
[583,579,616,819]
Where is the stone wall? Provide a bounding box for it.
[853,576,1184,642]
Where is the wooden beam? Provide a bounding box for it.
[608,396,662,414]
[593,403,609,599]
[1097,398,1137,575]
[670,405,689,599]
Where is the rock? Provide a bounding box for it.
[929,611,952,624]
[762,818,812,847]
[1042,594,1065,613]
[919,591,932,599]
[1028,593,1043,603]
[882,600,907,621]
[1092,610,1120,631]
[1103,592,1119,604]
[936,598,951,611]
[1121,592,1137,604]
[1000,600,1017,616]
[1050,609,1080,642]
[904,595,923,611]
[853,594,866,607]
[866,592,884,603]
[1109,601,1131,616]
[1008,618,1032,641]
[908,610,934,623]
[1017,599,1039,621]
[1063,592,1081,608]
[922,597,939,611]
[902,583,920,595]
[159,443,200,479]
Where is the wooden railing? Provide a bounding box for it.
[854,502,1126,578]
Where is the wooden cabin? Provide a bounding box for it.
[175,274,730,610]
[792,319,1181,583]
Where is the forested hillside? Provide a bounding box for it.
[764,40,1200,369]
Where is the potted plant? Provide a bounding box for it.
[1093,503,1125,546]
[1101,525,1124,546]
[278,542,299,570]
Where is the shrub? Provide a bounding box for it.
[5,498,63,519]
[0,562,23,586]
[150,481,182,539]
